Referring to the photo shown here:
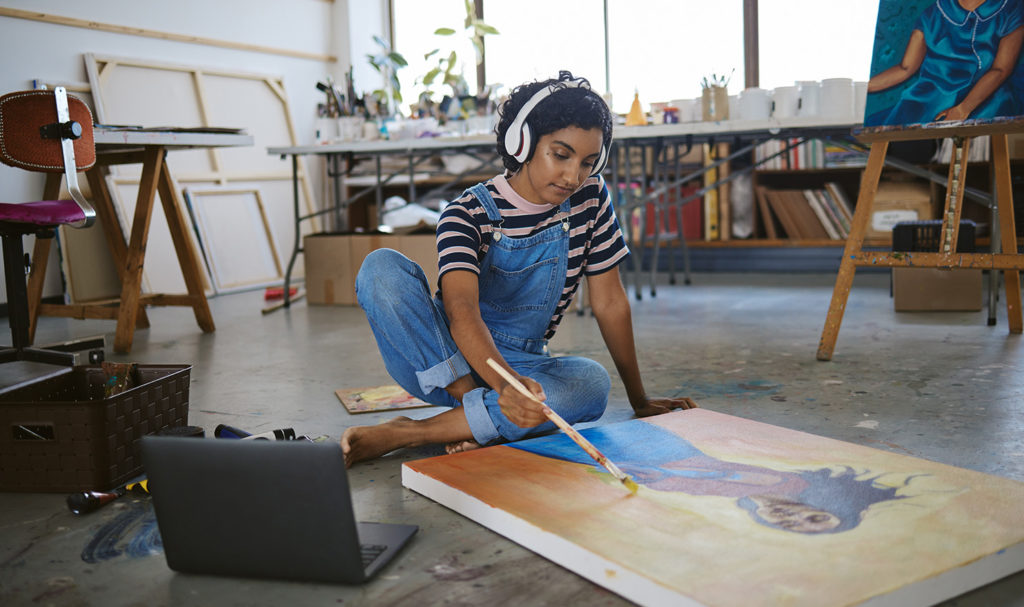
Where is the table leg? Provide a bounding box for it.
[84,165,151,330]
[26,174,63,342]
[817,141,888,361]
[155,155,215,333]
[283,154,300,308]
[992,134,1022,333]
[114,148,164,353]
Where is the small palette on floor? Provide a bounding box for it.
[335,384,436,414]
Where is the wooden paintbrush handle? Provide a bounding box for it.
[485,358,627,482]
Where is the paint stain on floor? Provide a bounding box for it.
[81,501,162,564]
[674,379,782,400]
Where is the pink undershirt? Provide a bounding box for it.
[492,174,554,215]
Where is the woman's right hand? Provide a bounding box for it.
[498,375,549,428]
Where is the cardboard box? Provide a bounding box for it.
[303,233,439,305]
[892,267,982,311]
[868,181,934,240]
[1009,133,1024,159]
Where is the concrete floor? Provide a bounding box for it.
[1,271,1023,606]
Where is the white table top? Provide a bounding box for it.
[267,117,862,157]
[94,126,254,149]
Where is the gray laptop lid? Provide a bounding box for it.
[141,436,417,584]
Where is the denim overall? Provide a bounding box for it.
[355,183,609,445]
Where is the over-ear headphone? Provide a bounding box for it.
[503,78,608,177]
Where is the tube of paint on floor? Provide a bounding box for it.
[67,487,125,514]
[214,424,252,439]
[242,428,296,441]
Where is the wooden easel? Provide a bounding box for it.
[817,122,1024,361]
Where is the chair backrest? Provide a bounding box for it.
[0,89,95,173]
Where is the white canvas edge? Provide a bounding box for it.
[403,463,1024,607]
[401,463,701,607]
[860,540,1024,607]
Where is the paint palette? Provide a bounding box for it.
[403,409,1024,606]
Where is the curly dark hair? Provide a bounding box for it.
[495,70,613,173]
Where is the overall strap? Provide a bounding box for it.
[469,183,503,224]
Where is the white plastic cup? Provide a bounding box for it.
[671,98,697,122]
[854,81,868,122]
[820,78,855,120]
[796,80,821,117]
[738,87,771,120]
[771,86,800,119]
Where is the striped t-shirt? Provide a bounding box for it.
[436,173,629,339]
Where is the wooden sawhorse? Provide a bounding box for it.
[26,146,214,354]
[817,122,1023,361]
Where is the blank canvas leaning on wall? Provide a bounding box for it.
[186,188,283,293]
[84,53,317,293]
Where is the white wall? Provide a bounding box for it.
[0,0,387,304]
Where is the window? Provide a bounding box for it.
[388,1,879,115]
[758,0,879,90]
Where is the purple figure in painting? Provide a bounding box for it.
[512,419,915,534]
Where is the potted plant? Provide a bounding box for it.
[419,0,499,121]
[367,35,408,117]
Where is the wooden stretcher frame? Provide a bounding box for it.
[186,187,284,293]
[83,52,319,286]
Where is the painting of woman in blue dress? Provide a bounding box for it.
[864,0,1024,128]
[511,419,917,534]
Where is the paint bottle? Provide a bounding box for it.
[214,424,252,439]
[242,428,297,441]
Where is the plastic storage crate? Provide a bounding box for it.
[0,364,191,492]
[892,219,976,252]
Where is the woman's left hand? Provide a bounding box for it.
[935,105,969,121]
[632,396,699,418]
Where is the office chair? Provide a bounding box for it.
[0,87,103,365]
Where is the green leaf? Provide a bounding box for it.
[434,27,456,36]
[388,52,408,67]
[372,34,388,49]
[424,67,441,84]
[474,23,499,36]
[424,48,440,60]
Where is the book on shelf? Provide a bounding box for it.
[804,189,842,239]
[754,186,778,239]
[703,143,720,240]
[759,187,849,240]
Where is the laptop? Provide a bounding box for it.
[141,436,417,584]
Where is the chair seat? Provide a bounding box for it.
[0,200,87,227]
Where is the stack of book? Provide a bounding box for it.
[754,182,854,240]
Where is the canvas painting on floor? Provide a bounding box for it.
[335,384,435,414]
[402,409,1024,607]
[864,0,1024,128]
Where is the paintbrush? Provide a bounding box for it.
[485,358,639,495]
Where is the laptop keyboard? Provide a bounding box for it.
[361,543,387,567]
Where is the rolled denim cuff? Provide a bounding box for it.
[461,387,501,445]
[415,351,472,394]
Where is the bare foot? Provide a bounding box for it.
[444,439,481,455]
[340,416,414,468]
